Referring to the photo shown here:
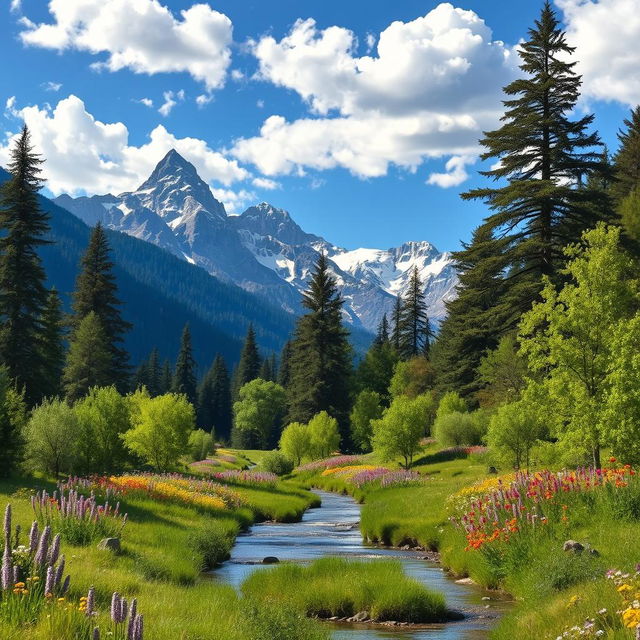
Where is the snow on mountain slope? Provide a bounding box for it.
[54,150,458,333]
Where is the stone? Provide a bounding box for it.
[97,538,121,553]
[347,611,369,623]
[262,556,279,564]
[455,577,476,585]
[488,466,498,474]
[563,540,585,553]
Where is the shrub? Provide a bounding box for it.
[307,412,340,459]
[435,391,467,420]
[433,411,484,447]
[349,390,383,453]
[279,423,311,466]
[188,429,215,462]
[260,450,294,476]
[187,519,239,570]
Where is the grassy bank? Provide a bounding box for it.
[293,449,640,639]
[0,472,325,640]
[242,557,450,623]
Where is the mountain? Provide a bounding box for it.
[0,167,297,370]
[55,150,458,332]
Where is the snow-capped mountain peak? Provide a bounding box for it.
[54,152,458,333]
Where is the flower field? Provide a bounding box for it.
[320,464,425,489]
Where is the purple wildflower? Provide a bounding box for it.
[86,586,95,616]
[3,504,11,548]
[133,614,144,640]
[44,565,54,595]
[61,574,70,595]
[48,533,61,565]
[28,521,39,554]
[2,547,13,590]
[34,526,51,566]
[93,627,100,640]
[111,592,121,622]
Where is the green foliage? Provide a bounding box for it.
[187,518,239,570]
[241,557,448,623]
[198,354,232,439]
[75,385,132,473]
[486,393,547,469]
[23,397,81,475]
[70,222,131,391]
[286,254,352,448]
[397,267,434,358]
[388,356,435,399]
[63,311,113,403]
[519,224,636,466]
[233,379,287,449]
[39,287,65,399]
[188,428,215,462]
[173,324,197,406]
[0,367,27,477]
[307,411,340,459]
[349,390,383,452]
[123,391,195,470]
[461,3,610,325]
[435,391,467,421]
[477,333,528,406]
[355,341,399,401]
[279,422,311,466]
[0,126,51,406]
[612,106,640,205]
[238,601,330,640]
[259,450,294,476]
[234,324,261,398]
[433,411,486,448]
[619,188,640,245]
[372,394,433,469]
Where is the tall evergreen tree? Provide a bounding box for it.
[63,312,112,403]
[173,324,197,406]
[146,348,161,396]
[198,355,232,439]
[431,226,507,399]
[613,107,640,245]
[374,314,390,346]
[0,366,27,477]
[278,340,293,388]
[71,223,131,390]
[461,2,610,324]
[259,356,274,381]
[234,324,261,396]
[398,267,433,359]
[0,125,51,405]
[390,297,402,351]
[159,359,172,395]
[39,288,66,399]
[287,254,352,447]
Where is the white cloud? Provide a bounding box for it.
[211,187,255,214]
[0,95,249,196]
[256,99,265,108]
[235,3,517,183]
[137,97,154,108]
[556,0,640,106]
[252,177,281,190]
[158,89,184,117]
[10,0,21,13]
[41,81,62,92]
[231,69,245,81]
[426,154,475,187]
[19,0,233,90]
[196,93,213,107]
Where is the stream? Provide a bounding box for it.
[210,490,510,639]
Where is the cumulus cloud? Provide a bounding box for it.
[234,3,517,183]
[137,97,154,108]
[158,89,185,116]
[10,0,21,12]
[557,0,640,106]
[252,177,281,190]
[18,0,233,90]
[0,95,249,196]
[196,93,213,108]
[426,154,475,188]
[211,187,256,214]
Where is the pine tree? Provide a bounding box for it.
[39,288,66,399]
[259,356,273,381]
[390,297,402,351]
[146,348,161,396]
[278,340,293,388]
[398,267,433,359]
[0,366,27,477]
[269,353,278,382]
[200,355,233,440]
[431,226,507,399]
[71,223,131,390]
[159,359,172,395]
[461,2,610,323]
[374,314,390,346]
[0,125,51,405]
[63,312,112,403]
[613,107,640,245]
[234,324,261,396]
[173,324,197,406]
[287,254,352,447]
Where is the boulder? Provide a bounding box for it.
[262,556,279,564]
[563,540,585,553]
[347,611,369,623]
[97,538,121,553]
[455,577,476,585]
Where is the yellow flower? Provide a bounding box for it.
[14,581,25,588]
[618,584,633,594]
[622,607,640,628]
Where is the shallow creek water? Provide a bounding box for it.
[210,490,510,639]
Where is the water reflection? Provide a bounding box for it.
[210,490,510,639]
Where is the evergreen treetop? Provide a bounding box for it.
[173,324,197,407]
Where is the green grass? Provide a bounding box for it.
[0,473,324,640]
[241,557,450,623]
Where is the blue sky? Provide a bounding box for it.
[0,0,636,252]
